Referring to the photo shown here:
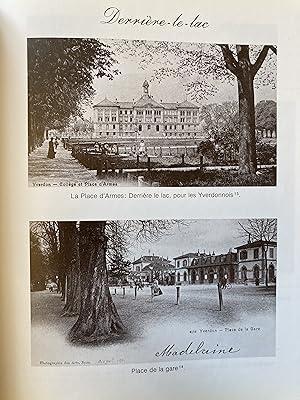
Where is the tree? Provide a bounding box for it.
[255,100,277,132]
[28,38,119,151]
[58,222,81,316]
[68,219,181,344]
[111,40,276,175]
[238,219,277,286]
[30,221,60,282]
[200,101,239,164]
[30,231,46,291]
[68,221,126,343]
[108,252,131,284]
[219,45,276,174]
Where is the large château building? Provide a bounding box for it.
[92,80,204,139]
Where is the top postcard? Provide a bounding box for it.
[27,38,277,188]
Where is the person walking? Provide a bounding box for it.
[47,138,55,159]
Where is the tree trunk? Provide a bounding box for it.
[68,221,126,344]
[236,46,257,175]
[60,222,81,316]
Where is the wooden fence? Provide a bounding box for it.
[70,144,204,176]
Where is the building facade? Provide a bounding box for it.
[173,239,277,286]
[92,80,204,140]
[181,251,238,285]
[174,252,201,284]
[131,255,175,284]
[235,240,277,284]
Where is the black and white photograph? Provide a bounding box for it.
[28,38,277,187]
[30,218,277,366]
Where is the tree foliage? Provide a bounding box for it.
[200,101,239,163]
[28,38,119,149]
[255,100,277,132]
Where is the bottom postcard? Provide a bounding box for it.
[30,218,277,366]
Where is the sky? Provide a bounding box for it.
[126,219,247,263]
[83,40,277,119]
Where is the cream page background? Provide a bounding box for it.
[1,0,300,399]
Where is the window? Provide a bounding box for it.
[147,124,151,130]
[120,111,122,115]
[177,272,180,282]
[182,125,184,130]
[156,125,159,131]
[183,272,187,281]
[177,261,180,268]
[269,248,274,258]
[139,125,142,131]
[183,260,187,267]
[125,110,127,114]
[112,124,115,130]
[240,250,248,260]
[254,248,259,259]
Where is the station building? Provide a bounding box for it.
[174,240,277,285]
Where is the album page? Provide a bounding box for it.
[1,0,300,399]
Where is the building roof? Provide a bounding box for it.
[133,255,169,265]
[235,240,277,250]
[93,98,119,108]
[134,94,163,108]
[115,101,134,109]
[190,252,237,268]
[161,102,179,110]
[142,261,175,271]
[177,100,198,109]
[174,252,199,260]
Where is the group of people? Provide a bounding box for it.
[47,137,59,159]
[131,278,163,296]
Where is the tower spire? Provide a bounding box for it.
[142,79,149,94]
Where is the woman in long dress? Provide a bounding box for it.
[47,138,55,159]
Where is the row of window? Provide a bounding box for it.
[98,109,198,116]
[166,132,197,137]
[240,248,274,260]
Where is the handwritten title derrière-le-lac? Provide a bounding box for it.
[100,7,210,29]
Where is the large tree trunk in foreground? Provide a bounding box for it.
[69,221,126,344]
[60,222,81,316]
[236,46,257,175]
